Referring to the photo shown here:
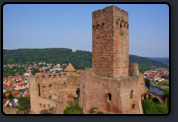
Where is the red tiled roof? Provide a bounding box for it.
[11,91,20,97]
[6,93,10,97]
[3,77,8,81]
[64,63,75,72]
[3,84,8,89]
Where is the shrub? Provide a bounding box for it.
[144,78,151,85]
[6,104,10,107]
[15,95,30,111]
[7,93,13,99]
[63,104,83,114]
[163,88,169,99]
[96,111,104,114]
[142,99,168,114]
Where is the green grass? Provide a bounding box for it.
[158,81,169,86]
[64,98,83,114]
[63,104,83,114]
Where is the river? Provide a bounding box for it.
[145,85,163,95]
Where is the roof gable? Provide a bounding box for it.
[64,63,75,72]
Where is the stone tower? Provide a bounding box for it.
[92,5,129,78]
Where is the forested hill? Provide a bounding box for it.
[3,48,168,70]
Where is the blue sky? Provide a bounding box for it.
[3,4,169,57]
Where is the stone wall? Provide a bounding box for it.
[30,71,80,114]
[56,91,67,114]
[79,68,143,114]
[129,63,139,76]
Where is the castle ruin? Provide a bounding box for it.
[29,5,145,114]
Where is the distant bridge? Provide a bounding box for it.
[142,92,164,104]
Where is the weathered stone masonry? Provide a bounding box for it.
[92,5,129,78]
[80,5,145,114]
[29,71,81,114]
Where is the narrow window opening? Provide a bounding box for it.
[120,24,122,28]
[58,101,60,107]
[53,75,56,79]
[49,95,52,99]
[130,90,133,99]
[76,88,80,98]
[63,74,66,77]
[116,22,118,25]
[38,83,40,96]
[107,93,112,101]
[48,75,51,79]
[59,74,61,78]
[132,104,135,109]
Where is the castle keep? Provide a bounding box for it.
[29,5,145,114]
[92,6,129,78]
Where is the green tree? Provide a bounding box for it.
[31,68,40,75]
[15,95,30,111]
[45,68,49,72]
[142,99,168,114]
[163,88,169,99]
[3,93,6,99]
[7,93,13,99]
[144,78,151,89]
[161,75,166,78]
[6,104,10,107]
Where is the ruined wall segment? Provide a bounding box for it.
[30,70,81,114]
[79,68,143,114]
[92,5,129,78]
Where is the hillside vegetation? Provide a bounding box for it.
[3,48,168,70]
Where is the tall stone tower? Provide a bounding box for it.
[92,5,129,78]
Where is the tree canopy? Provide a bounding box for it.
[3,48,168,70]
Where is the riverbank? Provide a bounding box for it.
[150,82,169,90]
